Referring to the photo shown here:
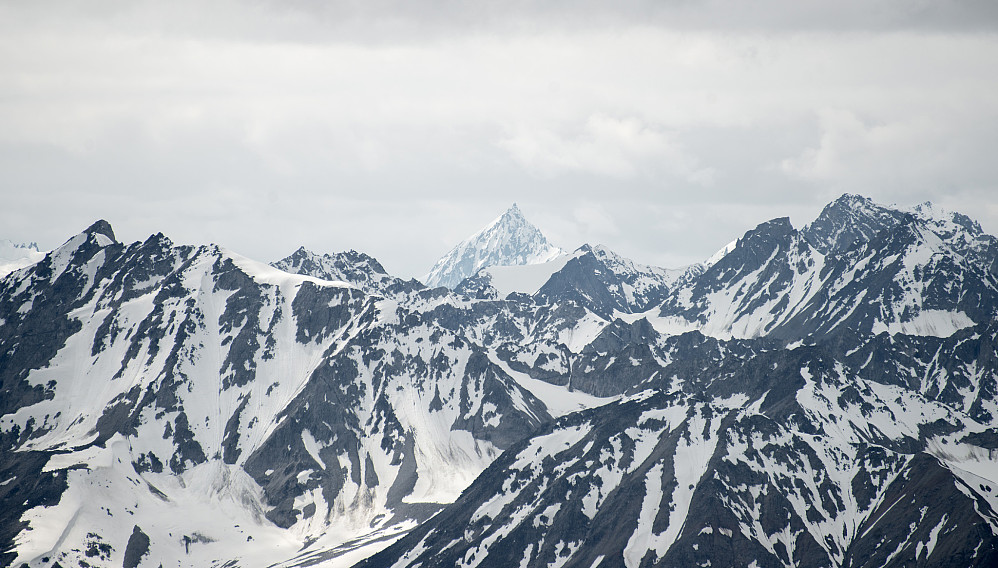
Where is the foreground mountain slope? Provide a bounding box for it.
[358,324,998,568]
[357,195,998,568]
[0,222,578,567]
[424,204,564,289]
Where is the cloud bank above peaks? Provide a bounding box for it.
[7,0,996,42]
[1,0,997,278]
[500,115,715,185]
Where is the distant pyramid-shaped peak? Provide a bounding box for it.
[478,203,529,235]
[423,204,564,289]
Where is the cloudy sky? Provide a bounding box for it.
[2,1,997,278]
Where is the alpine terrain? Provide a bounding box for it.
[423,203,565,289]
[2,194,997,567]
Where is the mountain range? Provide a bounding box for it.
[2,194,996,567]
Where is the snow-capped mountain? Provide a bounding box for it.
[272,247,424,298]
[803,193,997,266]
[3,194,998,567]
[0,239,45,277]
[802,193,911,255]
[649,200,998,341]
[457,194,997,342]
[0,222,580,567]
[423,204,564,289]
[535,244,694,319]
[457,244,695,318]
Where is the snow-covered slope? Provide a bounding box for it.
[804,193,998,269]
[454,243,692,312]
[424,204,564,289]
[359,324,998,568]
[0,221,597,568]
[4,193,998,568]
[456,254,577,299]
[650,199,998,341]
[802,193,910,255]
[272,247,423,298]
[535,244,694,319]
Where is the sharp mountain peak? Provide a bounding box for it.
[84,219,116,242]
[423,203,564,289]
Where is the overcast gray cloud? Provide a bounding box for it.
[5,0,997,41]
[1,1,997,277]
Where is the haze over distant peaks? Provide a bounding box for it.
[0,238,45,277]
[423,203,564,289]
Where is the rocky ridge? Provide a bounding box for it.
[1,194,996,567]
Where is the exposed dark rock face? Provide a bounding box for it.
[533,244,693,319]
[3,194,998,567]
[273,247,424,298]
[454,270,501,300]
[360,330,998,568]
[653,203,998,342]
[121,525,150,568]
[802,193,908,255]
[0,221,570,566]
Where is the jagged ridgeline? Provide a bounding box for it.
[2,195,998,568]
